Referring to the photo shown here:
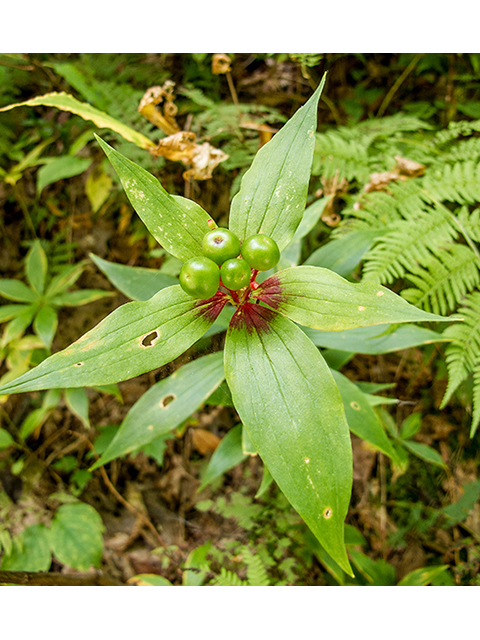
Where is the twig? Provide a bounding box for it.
[68,431,165,548]
[0,570,125,586]
[377,53,424,118]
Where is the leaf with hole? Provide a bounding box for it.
[91,351,225,468]
[0,286,225,395]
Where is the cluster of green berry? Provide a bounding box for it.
[179,227,280,300]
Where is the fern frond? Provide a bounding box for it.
[289,53,324,70]
[471,362,480,438]
[441,291,480,409]
[312,130,370,183]
[341,190,401,232]
[423,161,480,204]
[355,113,433,138]
[442,136,480,164]
[457,206,480,243]
[210,567,247,586]
[362,198,459,283]
[241,546,271,586]
[401,244,480,315]
[432,119,480,148]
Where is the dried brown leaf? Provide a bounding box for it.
[151,131,197,164]
[394,155,426,178]
[191,428,220,455]
[138,81,180,136]
[362,156,426,194]
[183,142,229,181]
[319,172,349,227]
[212,53,232,75]
[139,81,228,180]
[363,170,403,193]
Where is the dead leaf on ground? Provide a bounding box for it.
[138,81,179,136]
[191,428,221,455]
[363,155,426,194]
[394,155,426,177]
[318,170,349,226]
[212,53,232,75]
[139,81,229,180]
[241,120,278,146]
[182,141,229,181]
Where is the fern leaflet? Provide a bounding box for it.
[210,567,247,586]
[441,292,480,418]
[423,161,480,205]
[312,130,370,183]
[241,546,271,586]
[401,244,480,316]
[362,201,459,283]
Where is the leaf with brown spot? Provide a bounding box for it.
[90,351,225,468]
[0,287,224,396]
[224,309,353,575]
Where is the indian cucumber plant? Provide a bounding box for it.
[0,76,456,575]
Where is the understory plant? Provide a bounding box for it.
[0,76,456,574]
[310,113,480,435]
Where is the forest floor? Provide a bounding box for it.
[0,53,479,586]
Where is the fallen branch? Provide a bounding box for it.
[0,570,125,586]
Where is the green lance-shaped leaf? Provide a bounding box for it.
[92,351,225,468]
[0,92,154,150]
[0,286,225,395]
[303,323,450,355]
[25,240,48,295]
[199,424,248,490]
[95,135,212,262]
[224,303,353,575]
[229,76,326,252]
[330,370,401,465]
[89,253,178,301]
[255,266,452,331]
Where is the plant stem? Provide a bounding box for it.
[377,53,424,118]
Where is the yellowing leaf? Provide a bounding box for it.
[0,92,154,150]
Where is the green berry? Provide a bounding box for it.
[202,228,241,265]
[241,234,280,271]
[179,256,220,299]
[220,258,251,291]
